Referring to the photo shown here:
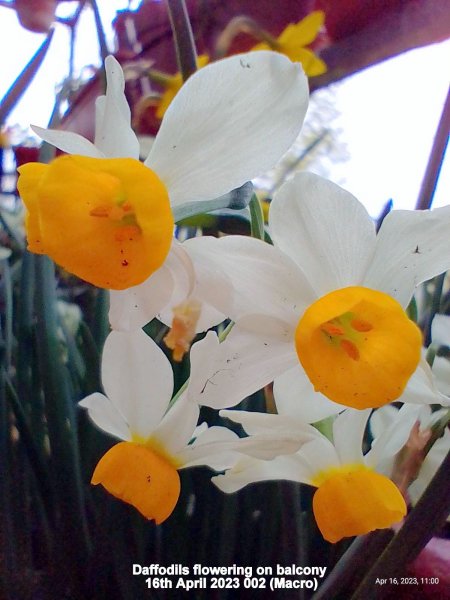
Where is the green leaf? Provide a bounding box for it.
[172,181,254,222]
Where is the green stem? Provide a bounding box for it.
[89,0,110,65]
[415,87,450,210]
[312,530,394,600]
[249,194,265,240]
[166,0,198,82]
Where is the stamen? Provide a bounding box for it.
[340,339,360,361]
[114,225,141,242]
[164,299,201,362]
[320,322,345,337]
[351,318,373,332]
[89,205,111,217]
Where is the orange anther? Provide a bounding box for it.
[89,205,111,217]
[340,339,360,361]
[351,318,373,332]
[114,224,141,242]
[321,322,345,337]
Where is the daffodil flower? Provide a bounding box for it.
[213,405,422,543]
[184,172,450,411]
[80,329,306,521]
[251,11,327,76]
[17,52,308,296]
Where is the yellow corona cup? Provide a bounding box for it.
[17,155,174,290]
[312,466,406,543]
[92,441,180,524]
[295,286,422,408]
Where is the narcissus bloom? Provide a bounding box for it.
[80,329,305,521]
[251,11,327,76]
[18,52,308,293]
[184,172,450,411]
[79,329,242,523]
[213,406,421,543]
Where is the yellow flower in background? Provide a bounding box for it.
[251,11,327,76]
[155,54,209,119]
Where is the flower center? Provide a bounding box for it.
[17,155,174,290]
[91,441,180,524]
[295,286,422,409]
[311,465,406,543]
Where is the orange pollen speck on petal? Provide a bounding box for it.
[91,441,180,524]
[164,298,202,362]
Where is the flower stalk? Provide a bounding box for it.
[351,448,450,599]
[165,0,198,82]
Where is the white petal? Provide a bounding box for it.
[368,405,399,440]
[333,409,370,465]
[188,321,297,409]
[152,394,199,455]
[270,172,377,296]
[94,56,140,158]
[79,392,131,441]
[177,426,240,470]
[108,242,190,331]
[364,205,450,307]
[294,437,340,477]
[401,358,450,407]
[184,234,314,323]
[146,51,308,207]
[431,314,450,347]
[212,454,309,493]
[101,330,173,438]
[432,356,450,396]
[31,125,103,158]
[232,433,308,460]
[408,431,450,505]
[220,409,318,439]
[274,365,342,423]
[366,404,422,468]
